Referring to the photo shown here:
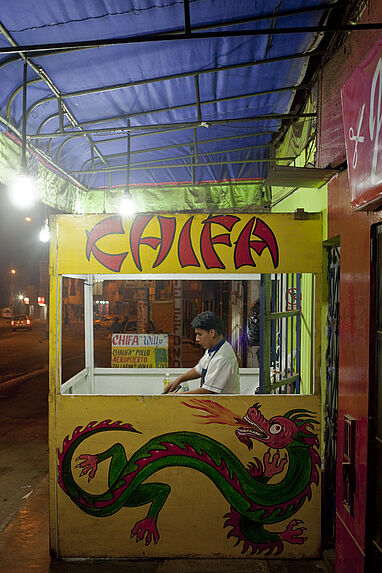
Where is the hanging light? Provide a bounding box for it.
[120,189,136,216]
[9,64,36,209]
[39,218,50,242]
[119,120,136,216]
[8,171,36,208]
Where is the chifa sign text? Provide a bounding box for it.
[57,213,322,274]
[111,333,168,369]
[86,214,278,273]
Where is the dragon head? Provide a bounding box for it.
[235,403,300,450]
[182,399,318,452]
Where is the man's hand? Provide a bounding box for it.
[162,368,200,394]
[163,379,181,394]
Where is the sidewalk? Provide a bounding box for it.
[0,475,334,573]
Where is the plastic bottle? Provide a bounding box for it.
[163,372,171,389]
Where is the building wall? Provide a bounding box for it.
[326,173,382,572]
[317,1,382,171]
[318,1,382,570]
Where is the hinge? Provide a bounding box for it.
[368,416,376,441]
[294,208,308,220]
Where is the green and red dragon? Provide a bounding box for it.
[57,400,320,555]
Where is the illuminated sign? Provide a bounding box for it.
[342,39,382,210]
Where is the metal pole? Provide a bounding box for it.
[126,120,131,192]
[183,0,191,37]
[21,62,27,169]
[1,24,381,55]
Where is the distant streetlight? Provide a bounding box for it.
[9,268,16,313]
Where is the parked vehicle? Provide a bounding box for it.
[1,307,12,319]
[94,315,121,329]
[11,314,32,331]
[123,320,159,333]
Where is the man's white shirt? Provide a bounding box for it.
[194,340,240,394]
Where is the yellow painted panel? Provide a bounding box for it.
[56,213,322,275]
[53,394,321,559]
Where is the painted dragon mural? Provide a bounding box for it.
[57,400,320,555]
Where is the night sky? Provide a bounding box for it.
[0,182,49,307]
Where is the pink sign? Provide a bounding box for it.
[341,39,382,210]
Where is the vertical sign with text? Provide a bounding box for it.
[173,280,182,368]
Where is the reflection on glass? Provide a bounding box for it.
[61,277,85,383]
[93,279,261,369]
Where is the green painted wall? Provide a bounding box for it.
[271,185,328,397]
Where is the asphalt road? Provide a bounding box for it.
[0,319,49,383]
[0,368,48,533]
[0,318,112,384]
[0,318,88,532]
[0,318,118,530]
[0,319,50,532]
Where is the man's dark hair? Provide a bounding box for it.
[191,311,224,335]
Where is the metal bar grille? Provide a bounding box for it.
[322,245,340,548]
[259,273,302,394]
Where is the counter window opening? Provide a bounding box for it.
[59,274,316,396]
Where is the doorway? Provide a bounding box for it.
[367,225,382,571]
[322,244,340,549]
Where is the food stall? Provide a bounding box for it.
[49,212,322,559]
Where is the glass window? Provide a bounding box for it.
[93,278,261,369]
[61,277,85,384]
[59,275,315,396]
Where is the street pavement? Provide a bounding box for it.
[0,369,48,533]
[0,318,49,385]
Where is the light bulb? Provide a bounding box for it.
[39,218,50,242]
[119,190,136,216]
[8,172,36,208]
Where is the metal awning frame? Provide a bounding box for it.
[0,0,370,197]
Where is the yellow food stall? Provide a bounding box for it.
[49,212,322,559]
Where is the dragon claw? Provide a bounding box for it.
[131,517,159,545]
[280,519,308,545]
[263,449,288,478]
[75,454,99,480]
[224,508,309,555]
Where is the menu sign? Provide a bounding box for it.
[341,39,382,210]
[111,333,168,368]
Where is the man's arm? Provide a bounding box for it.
[163,367,200,393]
[182,386,214,394]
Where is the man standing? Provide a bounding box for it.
[164,311,240,394]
